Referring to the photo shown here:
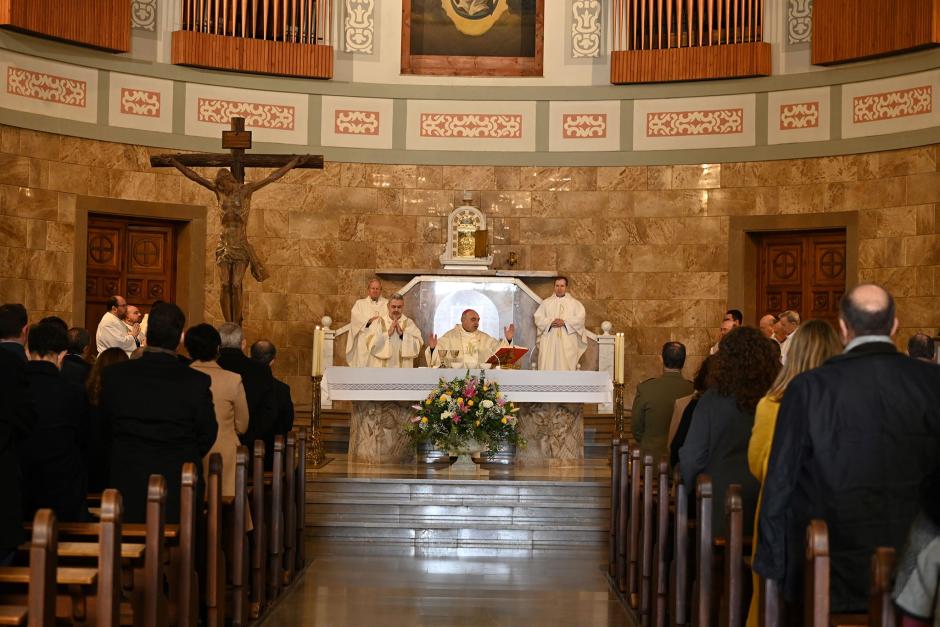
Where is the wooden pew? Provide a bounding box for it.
[0,509,57,626]
[804,520,899,627]
[282,432,296,587]
[671,468,691,627]
[295,428,307,572]
[652,458,670,627]
[142,475,167,627]
[267,436,285,602]
[96,489,122,627]
[249,440,267,618]
[640,453,655,625]
[721,485,744,627]
[228,446,250,627]
[693,475,714,627]
[617,443,630,593]
[628,447,642,607]
[609,437,622,578]
[205,453,225,627]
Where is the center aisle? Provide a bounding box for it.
[261,540,635,626]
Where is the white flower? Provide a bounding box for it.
[441,411,453,420]
[481,399,494,409]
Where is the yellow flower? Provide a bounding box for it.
[439,395,448,402]
[501,417,508,424]
[467,400,474,406]
[421,417,428,424]
[425,399,432,405]
[474,420,480,427]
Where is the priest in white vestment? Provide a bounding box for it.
[425,309,515,368]
[534,277,587,371]
[345,279,388,367]
[365,295,423,368]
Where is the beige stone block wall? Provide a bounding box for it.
[0,125,936,403]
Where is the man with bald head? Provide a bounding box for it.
[758,314,778,341]
[425,309,514,368]
[346,279,388,367]
[755,284,940,615]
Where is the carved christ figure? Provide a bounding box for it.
[168,156,303,324]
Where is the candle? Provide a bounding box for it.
[312,325,322,376]
[615,332,625,385]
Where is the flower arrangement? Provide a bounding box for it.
[405,371,525,454]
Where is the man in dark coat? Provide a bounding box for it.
[101,303,217,523]
[217,323,277,465]
[62,327,93,386]
[20,322,90,522]
[754,284,940,613]
[0,303,32,564]
[250,340,295,446]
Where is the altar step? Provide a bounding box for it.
[318,410,619,459]
[305,475,611,549]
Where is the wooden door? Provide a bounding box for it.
[755,229,846,327]
[85,215,177,337]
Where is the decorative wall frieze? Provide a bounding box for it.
[344,0,375,54]
[633,94,756,150]
[571,0,602,58]
[185,84,308,144]
[549,100,621,152]
[767,87,830,145]
[321,95,394,149]
[842,70,940,139]
[109,73,174,133]
[131,0,157,32]
[787,0,813,44]
[419,113,523,139]
[0,49,98,123]
[406,101,537,151]
[6,67,86,107]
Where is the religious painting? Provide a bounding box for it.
[401,0,544,77]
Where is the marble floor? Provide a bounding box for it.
[261,541,635,627]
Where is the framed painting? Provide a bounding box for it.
[401,0,544,77]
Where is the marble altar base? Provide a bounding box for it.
[348,400,584,466]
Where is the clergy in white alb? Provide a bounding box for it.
[345,279,389,367]
[425,309,515,368]
[534,277,587,371]
[364,295,423,368]
[95,294,140,356]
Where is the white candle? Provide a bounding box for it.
[615,332,625,385]
[312,326,322,376]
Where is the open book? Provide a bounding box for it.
[485,346,529,368]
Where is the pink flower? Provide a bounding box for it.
[411,416,422,423]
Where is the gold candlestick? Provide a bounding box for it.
[306,373,327,467]
[613,381,626,440]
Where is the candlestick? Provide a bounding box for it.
[312,326,323,376]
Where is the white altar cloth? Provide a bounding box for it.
[323,367,612,404]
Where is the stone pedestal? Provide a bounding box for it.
[515,402,584,466]
[348,400,584,465]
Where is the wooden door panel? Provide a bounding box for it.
[756,229,846,327]
[85,216,177,342]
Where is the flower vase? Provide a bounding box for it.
[474,439,517,467]
[447,440,487,475]
[416,441,453,465]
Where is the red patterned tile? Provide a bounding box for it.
[779,101,820,130]
[335,109,380,135]
[197,98,295,130]
[419,113,522,139]
[853,86,932,123]
[6,67,86,108]
[120,88,161,117]
[646,109,744,137]
[562,113,607,138]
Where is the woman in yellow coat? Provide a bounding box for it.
[746,319,842,627]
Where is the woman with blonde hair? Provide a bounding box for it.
[746,319,843,627]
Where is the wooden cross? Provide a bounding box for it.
[149,117,324,178]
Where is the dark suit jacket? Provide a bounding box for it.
[754,342,940,612]
[678,390,760,537]
[61,353,92,387]
[19,361,90,522]
[0,342,31,552]
[273,377,295,435]
[218,348,277,459]
[101,351,217,523]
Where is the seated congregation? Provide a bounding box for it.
[0,301,305,626]
[622,283,940,626]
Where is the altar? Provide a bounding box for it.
[323,367,612,466]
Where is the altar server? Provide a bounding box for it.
[346,279,388,367]
[534,276,587,371]
[365,294,423,368]
[426,309,515,368]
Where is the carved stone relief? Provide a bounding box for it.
[131,0,157,32]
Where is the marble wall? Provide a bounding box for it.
[0,124,936,403]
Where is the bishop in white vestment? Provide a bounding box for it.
[534,277,587,371]
[346,279,388,367]
[365,296,423,368]
[425,309,515,368]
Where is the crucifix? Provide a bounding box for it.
[151,117,323,325]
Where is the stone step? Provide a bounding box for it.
[305,523,608,548]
